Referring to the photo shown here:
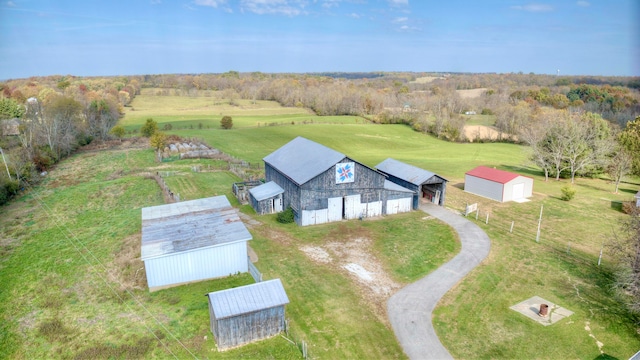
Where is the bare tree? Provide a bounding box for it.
[607,147,633,193]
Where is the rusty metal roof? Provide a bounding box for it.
[141,196,252,261]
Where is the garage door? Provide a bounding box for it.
[512,182,525,200]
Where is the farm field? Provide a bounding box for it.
[1,91,639,359]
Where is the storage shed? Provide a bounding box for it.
[465,166,533,202]
[206,279,289,350]
[249,181,284,215]
[376,158,448,208]
[141,196,252,292]
[263,137,414,226]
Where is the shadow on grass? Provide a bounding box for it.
[619,187,639,195]
[452,182,465,190]
[593,354,619,360]
[501,165,542,178]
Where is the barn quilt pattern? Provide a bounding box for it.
[336,162,355,184]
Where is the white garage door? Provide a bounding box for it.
[512,182,525,200]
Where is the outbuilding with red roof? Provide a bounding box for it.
[464,166,533,202]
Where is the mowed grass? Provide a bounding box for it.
[0,144,459,359]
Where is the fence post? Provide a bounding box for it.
[536,204,543,243]
[485,212,489,224]
[598,242,604,266]
[475,208,479,220]
[510,221,514,233]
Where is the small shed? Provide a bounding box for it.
[206,279,290,350]
[249,181,284,215]
[465,166,533,202]
[376,158,448,208]
[141,196,252,291]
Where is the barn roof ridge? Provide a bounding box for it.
[465,165,529,184]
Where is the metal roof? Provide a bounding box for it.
[141,196,252,261]
[376,158,447,185]
[249,181,284,201]
[263,137,346,185]
[207,279,290,320]
[384,180,414,193]
[466,166,522,184]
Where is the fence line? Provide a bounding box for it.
[247,257,262,283]
[284,320,310,359]
[152,172,181,203]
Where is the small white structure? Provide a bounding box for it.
[465,166,533,202]
[635,190,640,208]
[141,196,252,292]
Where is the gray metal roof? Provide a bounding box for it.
[263,137,346,185]
[384,180,414,193]
[377,158,447,185]
[249,181,284,201]
[207,279,290,320]
[141,196,252,261]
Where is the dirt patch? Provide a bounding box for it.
[108,234,147,291]
[300,235,401,325]
[456,88,487,99]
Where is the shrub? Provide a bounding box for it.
[481,108,494,115]
[162,123,172,131]
[560,185,576,201]
[149,131,167,151]
[140,118,158,137]
[221,116,233,129]
[276,207,295,224]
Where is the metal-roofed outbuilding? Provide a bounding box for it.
[141,196,252,291]
[376,158,448,208]
[249,181,284,215]
[464,166,533,202]
[206,279,290,350]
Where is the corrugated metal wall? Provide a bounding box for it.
[464,175,505,202]
[214,307,286,350]
[144,242,248,290]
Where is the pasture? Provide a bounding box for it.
[1,90,639,359]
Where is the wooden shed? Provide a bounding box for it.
[376,158,448,208]
[249,181,284,215]
[141,196,252,292]
[206,279,289,350]
[263,137,414,226]
[465,166,533,202]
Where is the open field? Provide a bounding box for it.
[2,92,639,359]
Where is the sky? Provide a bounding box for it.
[0,0,638,79]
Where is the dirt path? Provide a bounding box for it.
[387,203,491,360]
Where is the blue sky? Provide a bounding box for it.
[1,0,638,79]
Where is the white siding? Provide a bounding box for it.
[144,241,248,290]
[360,201,382,218]
[301,209,329,226]
[386,198,412,215]
[344,195,361,220]
[328,197,343,222]
[465,175,505,202]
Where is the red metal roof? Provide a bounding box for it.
[465,166,520,184]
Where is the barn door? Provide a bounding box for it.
[512,183,525,200]
[273,196,283,212]
[433,190,441,205]
[343,195,360,220]
[328,197,342,222]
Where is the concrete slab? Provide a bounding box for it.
[509,296,573,326]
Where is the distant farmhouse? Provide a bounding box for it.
[465,166,533,202]
[376,158,447,208]
[258,137,414,226]
[141,196,252,291]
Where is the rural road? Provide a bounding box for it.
[387,203,491,360]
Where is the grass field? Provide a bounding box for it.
[2,91,639,359]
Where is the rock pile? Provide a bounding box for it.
[161,142,220,159]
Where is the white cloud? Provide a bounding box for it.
[510,3,554,12]
[150,0,162,4]
[349,13,361,18]
[322,0,341,9]
[240,0,309,16]
[193,0,227,8]
[576,1,590,7]
[6,1,16,6]
[388,0,408,6]
[393,17,408,23]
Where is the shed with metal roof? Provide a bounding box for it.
[141,195,252,291]
[464,166,533,202]
[376,158,448,208]
[249,181,284,215]
[263,137,414,226]
[206,279,289,350]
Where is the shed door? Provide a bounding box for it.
[273,196,283,212]
[344,195,361,220]
[328,197,342,222]
[512,183,525,200]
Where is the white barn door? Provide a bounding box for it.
[328,197,343,222]
[344,195,361,220]
[512,183,525,200]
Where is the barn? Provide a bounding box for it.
[206,279,289,350]
[249,181,284,215]
[376,158,448,208]
[465,166,533,202]
[263,137,414,226]
[141,196,252,292]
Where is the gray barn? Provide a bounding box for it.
[249,181,284,215]
[206,279,289,350]
[141,196,252,291]
[263,137,414,226]
[376,158,448,208]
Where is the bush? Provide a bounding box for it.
[149,131,167,151]
[560,185,576,201]
[276,206,295,224]
[0,178,20,206]
[140,118,158,137]
[221,116,233,129]
[481,108,494,115]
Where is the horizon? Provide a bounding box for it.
[1,0,639,80]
